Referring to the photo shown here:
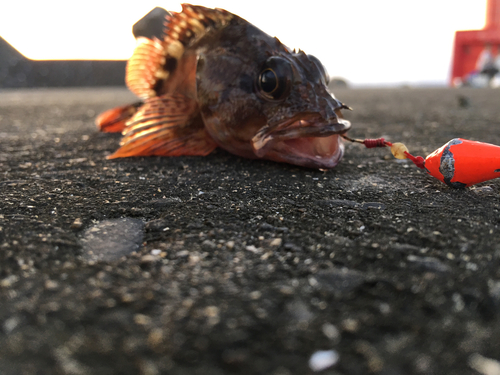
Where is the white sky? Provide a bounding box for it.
[0,0,487,85]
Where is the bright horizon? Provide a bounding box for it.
[0,0,488,85]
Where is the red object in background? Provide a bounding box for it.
[450,0,500,86]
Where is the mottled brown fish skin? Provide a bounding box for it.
[96,4,350,169]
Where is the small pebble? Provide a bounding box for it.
[45,280,59,290]
[148,328,164,349]
[204,306,220,326]
[279,286,294,295]
[3,316,20,334]
[204,306,220,318]
[341,318,359,332]
[0,275,18,288]
[249,290,262,300]
[134,314,151,326]
[201,239,217,250]
[309,350,339,372]
[140,255,157,264]
[246,245,260,253]
[70,218,83,230]
[322,323,340,342]
[270,238,282,247]
[468,353,500,375]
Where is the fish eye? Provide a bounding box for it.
[257,57,292,101]
[259,69,279,94]
[308,54,330,85]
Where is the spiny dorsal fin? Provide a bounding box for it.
[125,4,233,100]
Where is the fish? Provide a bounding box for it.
[96,4,351,169]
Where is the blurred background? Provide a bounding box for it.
[0,0,490,87]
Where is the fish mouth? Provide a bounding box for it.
[251,113,351,169]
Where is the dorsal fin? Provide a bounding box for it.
[125,4,233,100]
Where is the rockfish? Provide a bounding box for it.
[96,4,351,169]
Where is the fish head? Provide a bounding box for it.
[196,21,350,169]
[251,51,351,169]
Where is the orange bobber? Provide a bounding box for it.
[424,138,500,188]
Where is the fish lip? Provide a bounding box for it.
[251,114,351,158]
[277,135,346,169]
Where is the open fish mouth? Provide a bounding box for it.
[251,114,351,169]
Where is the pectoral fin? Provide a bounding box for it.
[108,93,217,159]
[126,37,167,99]
[95,102,142,133]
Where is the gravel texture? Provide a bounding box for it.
[1,87,500,374]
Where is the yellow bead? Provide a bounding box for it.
[391,142,409,159]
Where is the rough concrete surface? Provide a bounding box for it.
[1,87,500,375]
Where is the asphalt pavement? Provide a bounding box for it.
[1,87,500,374]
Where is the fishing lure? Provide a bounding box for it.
[96,4,351,169]
[344,135,500,188]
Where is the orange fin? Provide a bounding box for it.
[126,37,166,99]
[108,93,217,159]
[125,4,233,99]
[95,102,142,133]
